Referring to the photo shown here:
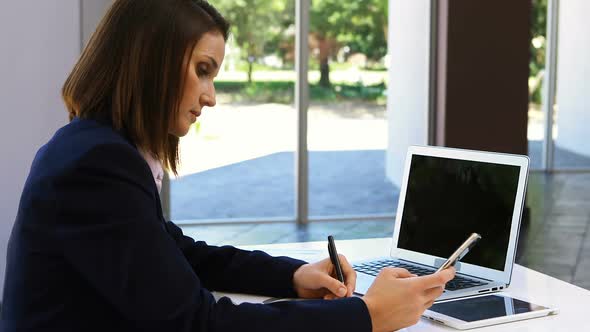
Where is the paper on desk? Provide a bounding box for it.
[212,291,271,304]
[212,248,327,305]
[258,248,326,262]
[212,291,307,305]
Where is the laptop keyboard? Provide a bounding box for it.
[353,259,487,291]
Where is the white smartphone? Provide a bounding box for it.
[436,233,481,273]
[423,294,558,330]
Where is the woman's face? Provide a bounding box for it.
[171,31,225,137]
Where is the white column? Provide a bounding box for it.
[385,0,432,186]
[554,0,590,158]
[81,0,113,48]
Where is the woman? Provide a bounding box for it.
[1,1,453,331]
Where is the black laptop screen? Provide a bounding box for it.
[397,154,521,271]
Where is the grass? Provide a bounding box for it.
[215,80,386,104]
[232,60,385,72]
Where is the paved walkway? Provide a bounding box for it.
[171,101,392,220]
[171,150,398,220]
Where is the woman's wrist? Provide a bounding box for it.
[361,296,377,332]
[292,263,309,296]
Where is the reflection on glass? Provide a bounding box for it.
[527,0,547,169]
[529,0,590,170]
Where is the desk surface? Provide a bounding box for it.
[242,238,590,332]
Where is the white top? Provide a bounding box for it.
[139,150,163,194]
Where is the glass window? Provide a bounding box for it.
[307,0,397,217]
[170,1,296,221]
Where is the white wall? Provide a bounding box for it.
[81,0,113,47]
[554,0,590,157]
[0,1,80,298]
[385,0,432,186]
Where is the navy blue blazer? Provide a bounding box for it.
[1,118,371,331]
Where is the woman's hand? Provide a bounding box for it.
[292,255,356,299]
[362,267,455,332]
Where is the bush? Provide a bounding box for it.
[214,81,386,104]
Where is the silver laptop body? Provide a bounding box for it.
[353,145,529,301]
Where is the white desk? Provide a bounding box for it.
[240,238,590,332]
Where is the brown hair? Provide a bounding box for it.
[62,0,229,174]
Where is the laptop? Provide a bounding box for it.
[353,145,529,301]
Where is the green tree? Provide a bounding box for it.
[212,0,388,87]
[311,0,388,87]
[530,0,547,104]
[212,0,287,82]
[530,0,547,77]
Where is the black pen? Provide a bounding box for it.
[327,235,345,283]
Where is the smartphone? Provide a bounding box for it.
[436,233,481,273]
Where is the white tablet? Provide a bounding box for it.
[423,294,558,330]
